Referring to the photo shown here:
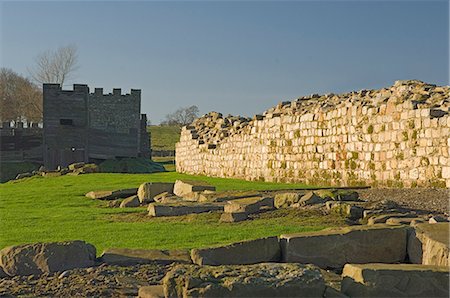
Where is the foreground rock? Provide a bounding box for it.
[120,195,140,208]
[280,225,407,269]
[100,248,191,266]
[173,180,216,199]
[0,241,96,276]
[85,188,137,200]
[190,237,280,265]
[148,202,223,217]
[138,285,164,298]
[163,263,326,297]
[137,182,174,204]
[223,196,274,213]
[342,263,449,297]
[408,222,449,266]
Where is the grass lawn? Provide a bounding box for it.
[0,172,343,254]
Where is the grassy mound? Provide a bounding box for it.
[98,158,166,174]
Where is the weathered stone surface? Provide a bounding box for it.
[100,248,191,266]
[191,237,280,265]
[429,215,448,224]
[68,162,85,170]
[280,225,407,269]
[119,195,140,208]
[224,196,274,213]
[148,202,223,217]
[198,190,262,203]
[341,263,450,297]
[85,188,137,200]
[408,223,449,266]
[326,202,364,220]
[138,285,164,298]
[153,191,170,203]
[367,213,416,225]
[137,182,174,204]
[173,180,215,198]
[274,192,301,208]
[0,241,96,276]
[316,189,360,202]
[386,217,423,225]
[163,263,326,297]
[298,192,328,206]
[219,212,248,223]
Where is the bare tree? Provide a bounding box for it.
[162,105,199,126]
[29,44,79,87]
[0,68,42,122]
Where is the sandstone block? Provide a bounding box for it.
[163,263,326,297]
[190,237,280,265]
[173,180,215,198]
[407,223,449,266]
[119,195,140,208]
[280,225,408,269]
[137,182,174,204]
[298,191,328,206]
[274,192,302,208]
[100,248,191,266]
[386,217,423,225]
[367,213,416,225]
[138,285,164,298]
[0,241,96,276]
[341,263,449,297]
[85,188,138,200]
[148,202,223,217]
[224,196,274,214]
[219,212,248,223]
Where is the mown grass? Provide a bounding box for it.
[148,125,181,151]
[0,172,342,254]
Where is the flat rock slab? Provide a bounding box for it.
[138,285,164,298]
[190,236,280,265]
[220,212,248,223]
[0,240,96,276]
[100,248,191,266]
[163,263,326,297]
[173,180,216,198]
[224,196,274,213]
[148,202,224,217]
[198,190,262,203]
[342,263,449,297]
[137,182,174,204]
[280,225,408,269]
[367,213,417,225]
[408,222,449,266]
[85,188,138,200]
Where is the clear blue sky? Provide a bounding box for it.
[1,0,448,124]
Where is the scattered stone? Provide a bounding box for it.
[407,223,449,266]
[190,237,280,265]
[326,201,364,220]
[0,240,96,276]
[153,191,170,203]
[138,285,164,298]
[173,180,216,198]
[219,212,248,223]
[429,215,448,224]
[119,195,140,208]
[108,199,123,208]
[148,202,223,217]
[280,225,408,269]
[341,263,449,297]
[386,217,423,225]
[298,191,328,206]
[137,182,174,204]
[85,188,138,200]
[15,172,33,180]
[367,213,417,225]
[68,162,85,170]
[224,196,274,214]
[274,192,302,208]
[197,190,262,203]
[100,248,191,266]
[163,263,326,297]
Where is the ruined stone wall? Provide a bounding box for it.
[176,80,450,188]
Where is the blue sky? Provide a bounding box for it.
[1,0,448,123]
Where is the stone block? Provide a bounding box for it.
[407,223,449,266]
[274,192,302,208]
[190,237,280,265]
[280,225,408,269]
[100,248,191,266]
[138,285,164,298]
[119,195,140,208]
[0,241,96,276]
[148,202,223,217]
[173,180,216,198]
[137,182,174,204]
[341,263,449,297]
[85,188,138,200]
[367,213,416,225]
[219,212,248,223]
[224,196,274,214]
[298,191,328,206]
[163,263,326,297]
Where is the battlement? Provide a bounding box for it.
[91,87,141,97]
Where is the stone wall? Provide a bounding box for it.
[176,80,450,188]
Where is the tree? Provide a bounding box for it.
[162,105,199,126]
[28,44,79,87]
[0,68,42,122]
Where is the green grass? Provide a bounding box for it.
[152,156,176,172]
[0,172,341,254]
[148,125,181,151]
